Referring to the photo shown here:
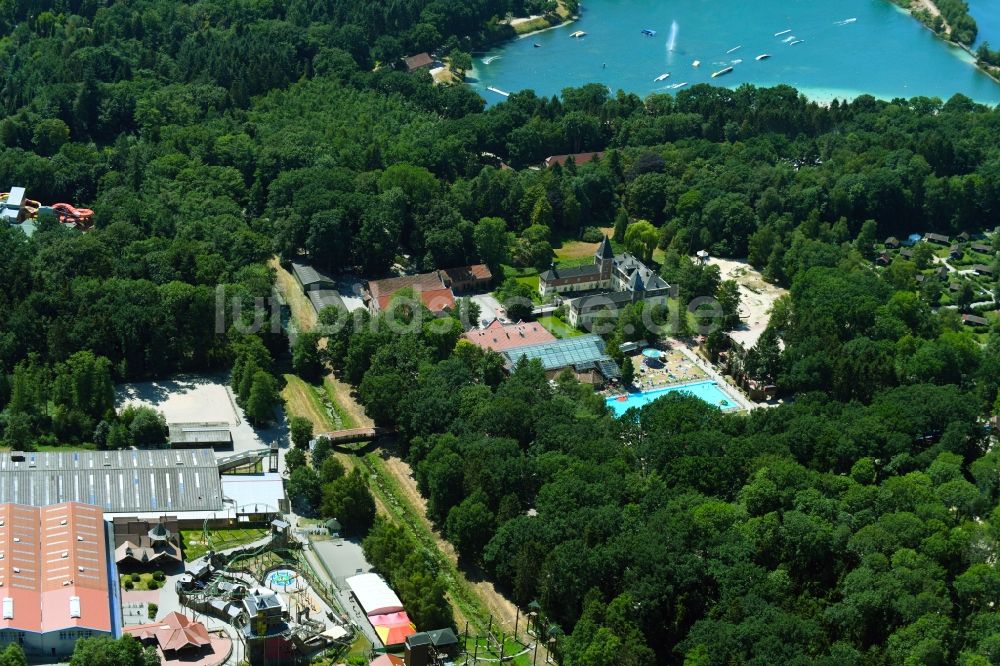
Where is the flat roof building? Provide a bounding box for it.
[168,423,233,449]
[0,502,119,659]
[0,449,224,514]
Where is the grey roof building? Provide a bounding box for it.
[290,262,337,291]
[0,449,224,513]
[168,422,233,448]
[502,335,620,383]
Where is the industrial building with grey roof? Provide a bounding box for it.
[0,449,225,514]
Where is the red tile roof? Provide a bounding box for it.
[371,655,405,666]
[443,264,492,285]
[0,502,112,635]
[377,287,456,314]
[544,151,605,168]
[463,319,557,352]
[368,272,444,298]
[126,612,211,652]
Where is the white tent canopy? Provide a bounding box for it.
[345,573,404,616]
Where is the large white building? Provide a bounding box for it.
[0,502,120,660]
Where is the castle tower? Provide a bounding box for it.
[595,236,614,278]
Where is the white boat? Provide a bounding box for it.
[789,39,804,45]
[726,45,742,54]
[756,54,771,61]
[711,66,733,78]
[486,86,510,97]
[570,30,586,38]
[692,60,701,67]
[732,58,743,64]
[782,35,796,43]
[835,17,857,25]
[774,29,792,37]
[670,82,688,89]
[654,73,670,82]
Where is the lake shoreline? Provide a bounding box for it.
[892,0,1000,85]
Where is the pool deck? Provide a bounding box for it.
[608,340,755,412]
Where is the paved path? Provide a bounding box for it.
[302,539,381,647]
[675,343,756,411]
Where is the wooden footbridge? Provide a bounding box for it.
[314,427,394,446]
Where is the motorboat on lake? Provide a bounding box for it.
[789,39,804,45]
[726,45,742,54]
[692,60,701,67]
[756,54,771,61]
[654,72,670,82]
[711,66,734,78]
[570,30,586,38]
[641,29,656,37]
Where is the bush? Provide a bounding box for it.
[581,226,605,243]
[124,580,134,590]
[152,570,166,581]
[130,572,140,582]
[146,579,159,590]
[148,603,158,619]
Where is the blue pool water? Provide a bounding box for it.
[642,348,663,358]
[607,380,739,417]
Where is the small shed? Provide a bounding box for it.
[884,236,900,249]
[962,314,989,327]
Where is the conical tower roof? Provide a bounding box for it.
[595,236,613,261]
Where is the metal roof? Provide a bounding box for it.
[0,502,113,635]
[502,334,615,372]
[168,423,232,445]
[291,262,336,289]
[0,449,224,513]
[307,288,345,313]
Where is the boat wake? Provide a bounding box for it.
[482,55,501,65]
[834,17,857,26]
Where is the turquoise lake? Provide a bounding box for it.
[470,0,1000,105]
[969,0,1000,49]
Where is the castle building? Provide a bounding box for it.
[538,237,676,330]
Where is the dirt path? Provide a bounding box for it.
[270,257,317,332]
[380,456,523,634]
[271,256,529,645]
[325,376,372,429]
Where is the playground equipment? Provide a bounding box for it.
[51,202,94,229]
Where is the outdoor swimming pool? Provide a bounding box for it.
[606,380,741,417]
[641,348,663,359]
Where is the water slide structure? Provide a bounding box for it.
[51,202,95,229]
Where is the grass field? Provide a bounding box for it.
[514,273,540,293]
[120,572,164,591]
[538,315,582,338]
[180,527,268,561]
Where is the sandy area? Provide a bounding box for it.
[118,377,238,425]
[706,257,788,350]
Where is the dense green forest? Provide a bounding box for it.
[2,1,1000,663]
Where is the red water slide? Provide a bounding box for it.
[51,202,94,229]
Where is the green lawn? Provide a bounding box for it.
[120,572,164,591]
[514,274,540,293]
[538,315,582,338]
[180,527,269,561]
